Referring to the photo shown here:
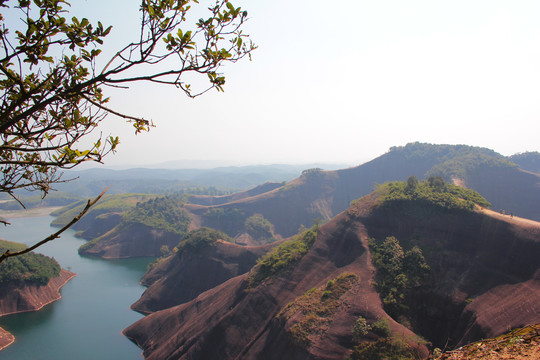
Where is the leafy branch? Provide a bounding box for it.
[0,188,107,263]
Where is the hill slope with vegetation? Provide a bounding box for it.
[0,240,60,286]
[182,143,539,240]
[48,142,540,259]
[78,196,192,258]
[124,179,540,359]
[0,240,75,351]
[509,151,540,173]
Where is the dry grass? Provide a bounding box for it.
[432,324,540,360]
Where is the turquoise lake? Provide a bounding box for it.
[0,215,152,359]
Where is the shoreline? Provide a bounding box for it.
[0,206,62,220]
[0,328,14,351]
[0,269,77,351]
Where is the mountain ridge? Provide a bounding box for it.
[123,183,540,359]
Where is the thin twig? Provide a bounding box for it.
[0,187,108,263]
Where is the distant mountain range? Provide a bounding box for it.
[56,142,540,258]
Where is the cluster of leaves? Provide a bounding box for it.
[371,318,392,338]
[369,236,431,319]
[376,176,491,212]
[278,273,359,346]
[244,214,275,243]
[352,316,371,342]
[51,193,155,227]
[203,207,246,236]
[121,196,191,235]
[0,0,255,200]
[246,226,318,287]
[176,227,233,255]
[0,240,60,285]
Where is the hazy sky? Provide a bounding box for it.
[70,0,540,168]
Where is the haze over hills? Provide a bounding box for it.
[58,142,540,260]
[26,163,347,199]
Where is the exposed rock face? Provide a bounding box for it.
[0,327,13,351]
[132,241,270,314]
[0,269,76,351]
[124,195,540,360]
[79,223,183,258]
[0,269,75,316]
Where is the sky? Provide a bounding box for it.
[66,1,540,168]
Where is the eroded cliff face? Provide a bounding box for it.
[132,241,270,314]
[358,203,540,348]
[124,209,430,360]
[0,269,76,350]
[0,327,13,351]
[0,269,75,316]
[124,196,540,360]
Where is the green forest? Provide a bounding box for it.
[375,176,491,212]
[121,196,191,235]
[0,240,60,285]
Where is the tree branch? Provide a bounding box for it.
[0,188,108,264]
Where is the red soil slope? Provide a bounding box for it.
[124,195,540,360]
[0,269,76,350]
[125,210,424,360]
[132,240,270,314]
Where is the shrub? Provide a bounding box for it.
[352,316,371,342]
[349,337,419,360]
[176,227,233,255]
[278,273,359,346]
[245,214,275,243]
[246,226,318,287]
[371,318,391,338]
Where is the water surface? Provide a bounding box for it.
[0,215,152,359]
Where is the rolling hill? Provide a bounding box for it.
[68,143,540,259]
